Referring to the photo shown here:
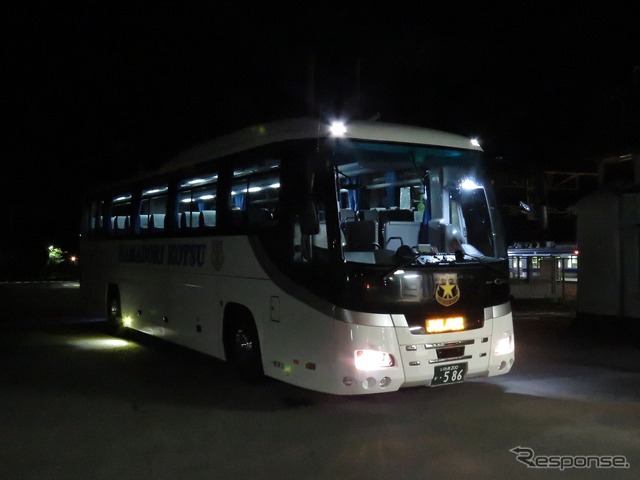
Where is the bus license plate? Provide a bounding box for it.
[431,363,467,386]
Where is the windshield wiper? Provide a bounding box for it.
[381,245,421,280]
[381,246,506,279]
[455,250,508,274]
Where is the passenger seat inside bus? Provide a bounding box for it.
[340,208,357,223]
[199,210,217,228]
[149,214,165,230]
[180,211,200,229]
[344,220,379,251]
[112,216,130,232]
[383,221,420,251]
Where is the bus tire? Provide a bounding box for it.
[224,308,264,383]
[105,284,124,334]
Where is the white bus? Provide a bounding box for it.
[80,117,515,395]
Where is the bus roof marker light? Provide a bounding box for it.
[460,178,482,190]
[519,201,532,213]
[329,121,347,137]
[470,138,480,147]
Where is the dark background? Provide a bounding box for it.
[3,1,639,279]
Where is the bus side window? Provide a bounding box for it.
[89,199,108,236]
[231,158,280,230]
[110,194,132,236]
[140,185,168,234]
[178,176,217,232]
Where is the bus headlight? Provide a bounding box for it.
[494,331,514,356]
[354,349,395,370]
[329,121,347,136]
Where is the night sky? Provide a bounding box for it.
[3,2,639,266]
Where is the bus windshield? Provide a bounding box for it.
[330,140,505,266]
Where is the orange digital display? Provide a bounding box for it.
[426,316,465,333]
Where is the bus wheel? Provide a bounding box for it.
[225,315,264,383]
[106,284,123,333]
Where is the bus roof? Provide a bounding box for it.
[160,117,483,174]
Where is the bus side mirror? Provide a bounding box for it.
[300,202,320,235]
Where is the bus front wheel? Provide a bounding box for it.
[224,311,264,383]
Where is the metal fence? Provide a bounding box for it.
[508,249,578,301]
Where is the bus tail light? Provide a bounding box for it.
[354,350,396,370]
[494,331,514,356]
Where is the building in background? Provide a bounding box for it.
[575,151,640,326]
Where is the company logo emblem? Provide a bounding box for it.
[211,240,224,271]
[435,273,460,306]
